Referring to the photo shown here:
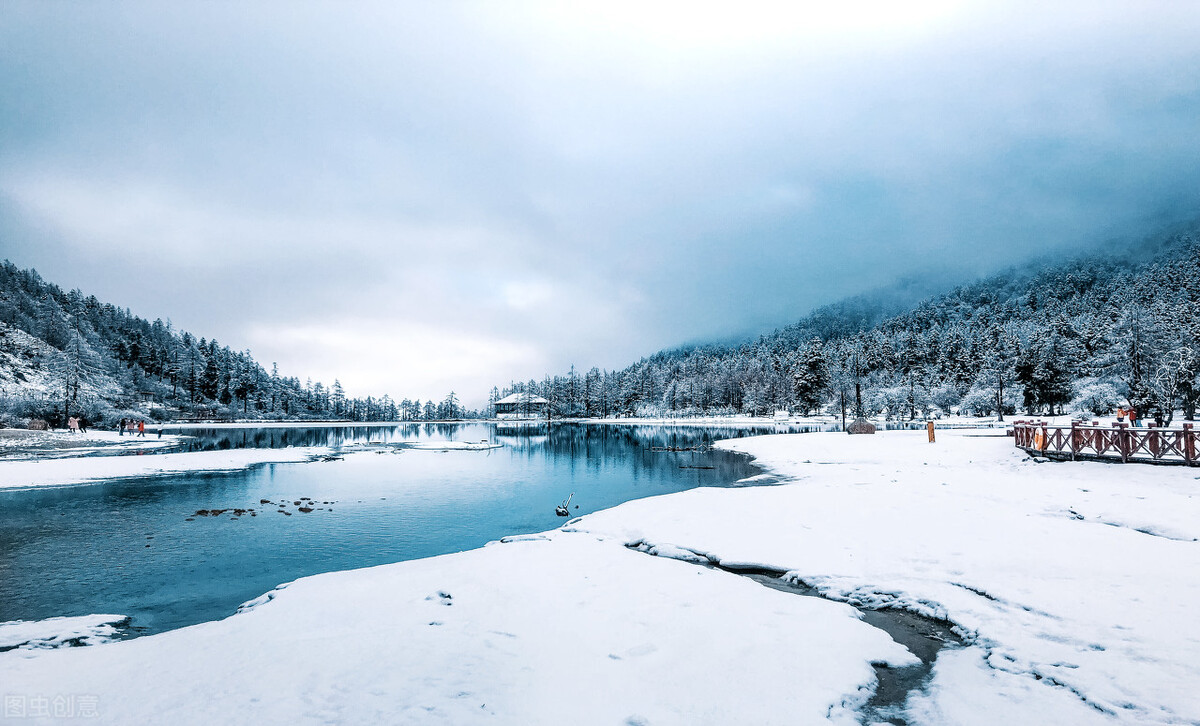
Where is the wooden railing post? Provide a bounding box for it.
[1185,424,1196,466]
[1148,423,1160,459]
[1116,422,1129,463]
[1070,420,1078,460]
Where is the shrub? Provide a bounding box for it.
[1070,379,1122,417]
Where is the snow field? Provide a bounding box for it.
[574,430,1200,724]
[6,428,1198,723]
[0,533,914,725]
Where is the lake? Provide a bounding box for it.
[0,422,807,637]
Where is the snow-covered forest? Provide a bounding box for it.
[496,231,1200,425]
[8,227,1200,429]
[0,262,471,426]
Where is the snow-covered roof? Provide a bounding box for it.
[494,393,550,405]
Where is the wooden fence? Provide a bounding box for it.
[1013,420,1199,466]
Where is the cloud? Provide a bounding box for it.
[2,1,1200,406]
[245,320,542,403]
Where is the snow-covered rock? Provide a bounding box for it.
[0,615,129,652]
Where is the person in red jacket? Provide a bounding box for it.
[1128,407,1142,427]
[137,420,146,437]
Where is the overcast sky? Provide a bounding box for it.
[3,1,1200,406]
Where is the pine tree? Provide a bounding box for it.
[201,355,220,401]
[331,380,346,417]
[791,338,830,415]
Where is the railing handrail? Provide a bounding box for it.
[1011,419,1198,466]
[1013,420,1195,431]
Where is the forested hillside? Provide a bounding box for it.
[0,262,468,426]
[496,230,1200,425]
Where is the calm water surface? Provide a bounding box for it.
[0,423,808,636]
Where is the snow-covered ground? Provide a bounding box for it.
[0,534,913,725]
[3,428,1197,724]
[0,446,331,490]
[576,430,1200,724]
[0,429,185,460]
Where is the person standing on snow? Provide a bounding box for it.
[137,420,146,437]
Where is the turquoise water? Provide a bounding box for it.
[0,423,789,636]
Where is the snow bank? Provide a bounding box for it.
[395,441,503,451]
[574,430,1200,724]
[0,533,913,725]
[0,447,330,490]
[905,646,1113,726]
[0,429,185,460]
[0,615,129,652]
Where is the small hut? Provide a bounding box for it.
[493,392,550,420]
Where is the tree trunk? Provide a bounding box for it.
[909,376,916,421]
[996,374,1004,422]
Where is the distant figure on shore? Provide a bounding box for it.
[1129,407,1142,427]
[1116,407,1126,423]
[118,418,126,436]
[78,416,89,434]
[137,420,146,437]
[68,416,79,434]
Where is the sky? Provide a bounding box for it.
[2,1,1200,407]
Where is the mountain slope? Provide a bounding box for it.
[497,226,1200,424]
[0,261,442,426]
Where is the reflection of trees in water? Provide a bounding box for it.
[494,423,768,485]
[179,425,404,452]
[176,422,821,486]
[175,423,497,452]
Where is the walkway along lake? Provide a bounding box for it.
[0,422,799,636]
